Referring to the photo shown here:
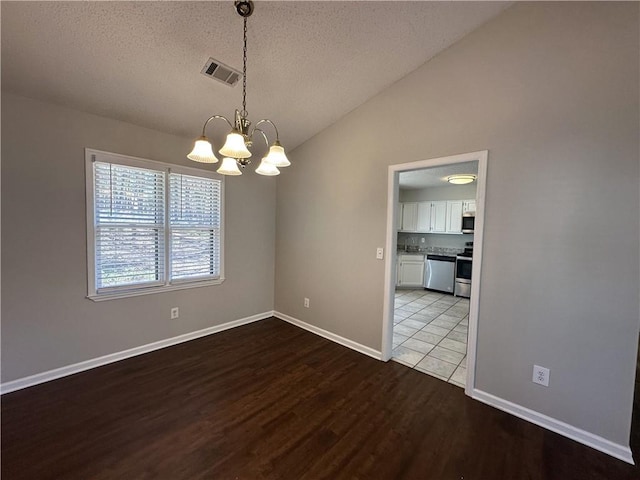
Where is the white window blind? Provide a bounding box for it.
[94,162,166,291]
[169,173,221,281]
[87,149,224,300]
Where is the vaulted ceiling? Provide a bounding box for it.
[1,1,509,153]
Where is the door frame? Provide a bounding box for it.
[381,150,488,396]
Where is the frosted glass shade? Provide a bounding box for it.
[447,174,477,185]
[219,131,252,159]
[216,157,242,176]
[255,158,280,176]
[264,142,290,167]
[187,137,218,163]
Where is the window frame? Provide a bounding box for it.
[85,148,225,302]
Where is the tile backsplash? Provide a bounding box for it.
[398,232,473,252]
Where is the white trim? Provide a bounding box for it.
[382,150,489,401]
[274,311,383,361]
[381,166,399,361]
[87,277,226,302]
[472,388,635,465]
[85,148,226,300]
[464,151,488,396]
[0,311,273,395]
[85,148,222,179]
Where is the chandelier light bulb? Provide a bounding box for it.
[187,137,218,163]
[219,130,252,159]
[255,158,280,176]
[216,157,243,176]
[264,142,290,167]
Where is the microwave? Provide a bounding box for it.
[462,213,475,234]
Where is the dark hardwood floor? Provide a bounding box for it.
[2,318,638,479]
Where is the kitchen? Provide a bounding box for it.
[393,161,477,387]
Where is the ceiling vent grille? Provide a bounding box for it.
[201,58,241,87]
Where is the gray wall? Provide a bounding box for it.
[1,93,276,382]
[275,2,639,446]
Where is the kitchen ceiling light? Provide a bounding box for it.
[447,174,477,185]
[187,1,290,176]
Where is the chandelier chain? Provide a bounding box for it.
[241,16,248,118]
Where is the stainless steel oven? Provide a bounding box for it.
[454,254,472,298]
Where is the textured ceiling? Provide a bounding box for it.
[1,1,510,153]
[399,161,478,189]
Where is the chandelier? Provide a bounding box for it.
[187,1,290,176]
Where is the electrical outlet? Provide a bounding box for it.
[304,298,310,308]
[171,307,179,319]
[532,365,549,386]
[420,237,425,244]
[376,247,384,260]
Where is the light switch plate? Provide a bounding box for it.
[376,247,384,260]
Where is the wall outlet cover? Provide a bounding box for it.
[532,364,550,386]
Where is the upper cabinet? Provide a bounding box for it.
[430,201,447,233]
[416,202,432,232]
[400,201,432,232]
[446,201,463,233]
[398,199,474,234]
[401,202,418,231]
[463,199,476,214]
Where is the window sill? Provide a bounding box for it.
[87,277,225,302]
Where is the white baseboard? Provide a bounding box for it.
[1,311,274,395]
[274,311,382,361]
[472,388,635,465]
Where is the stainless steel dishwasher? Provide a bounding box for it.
[424,255,456,293]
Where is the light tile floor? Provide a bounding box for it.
[393,289,469,388]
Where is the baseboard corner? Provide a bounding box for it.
[273,311,383,361]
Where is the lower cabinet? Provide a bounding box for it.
[397,255,425,287]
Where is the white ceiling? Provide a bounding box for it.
[1,1,510,154]
[398,161,478,189]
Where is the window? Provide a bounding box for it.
[86,149,224,300]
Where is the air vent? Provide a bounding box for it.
[201,58,242,87]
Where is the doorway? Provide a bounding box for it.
[381,151,488,396]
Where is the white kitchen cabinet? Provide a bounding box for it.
[398,198,473,234]
[397,255,425,287]
[430,201,447,233]
[397,203,403,230]
[446,201,463,233]
[463,199,476,214]
[416,202,431,232]
[401,202,418,232]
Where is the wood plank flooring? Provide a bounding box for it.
[2,318,638,479]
